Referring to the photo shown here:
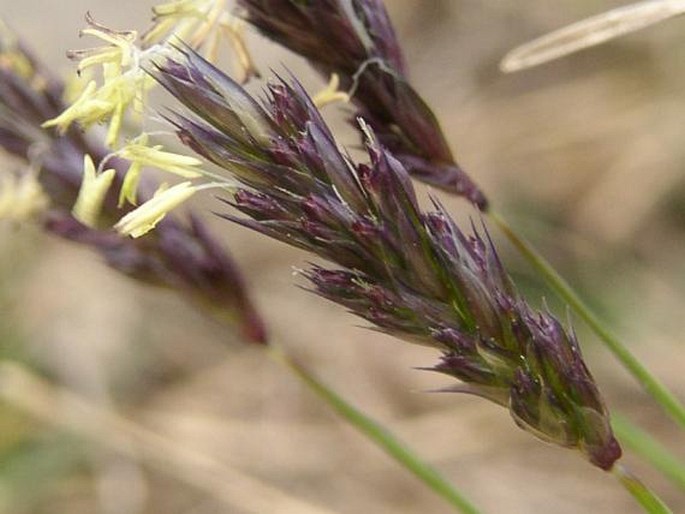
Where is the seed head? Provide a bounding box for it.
[153,49,621,469]
[238,0,487,207]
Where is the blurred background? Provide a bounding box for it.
[0,0,684,512]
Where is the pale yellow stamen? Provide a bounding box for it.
[118,134,204,179]
[43,71,143,147]
[118,161,142,207]
[312,74,350,108]
[72,155,116,227]
[68,14,138,75]
[44,15,152,147]
[41,80,111,133]
[189,0,227,48]
[0,49,34,80]
[143,0,223,48]
[63,67,95,105]
[220,16,259,83]
[115,181,196,238]
[153,0,199,17]
[0,170,49,223]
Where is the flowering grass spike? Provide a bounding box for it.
[152,48,622,470]
[0,24,266,343]
[41,14,149,148]
[238,0,487,207]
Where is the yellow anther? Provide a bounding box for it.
[63,67,95,105]
[42,72,141,147]
[0,170,49,223]
[312,74,350,108]
[143,0,221,47]
[0,49,34,80]
[118,134,204,179]
[152,0,199,18]
[69,13,138,74]
[115,181,197,238]
[220,16,260,83]
[41,80,111,133]
[118,161,142,207]
[72,155,116,227]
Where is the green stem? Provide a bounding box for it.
[612,414,685,491]
[613,464,673,514]
[267,345,482,514]
[489,210,685,430]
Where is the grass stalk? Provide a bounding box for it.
[612,414,685,491]
[613,464,673,514]
[268,344,482,514]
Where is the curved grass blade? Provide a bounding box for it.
[501,0,685,72]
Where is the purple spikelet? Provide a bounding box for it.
[153,48,621,469]
[237,0,487,207]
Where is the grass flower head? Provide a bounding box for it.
[238,0,486,207]
[151,48,622,470]
[0,26,267,343]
